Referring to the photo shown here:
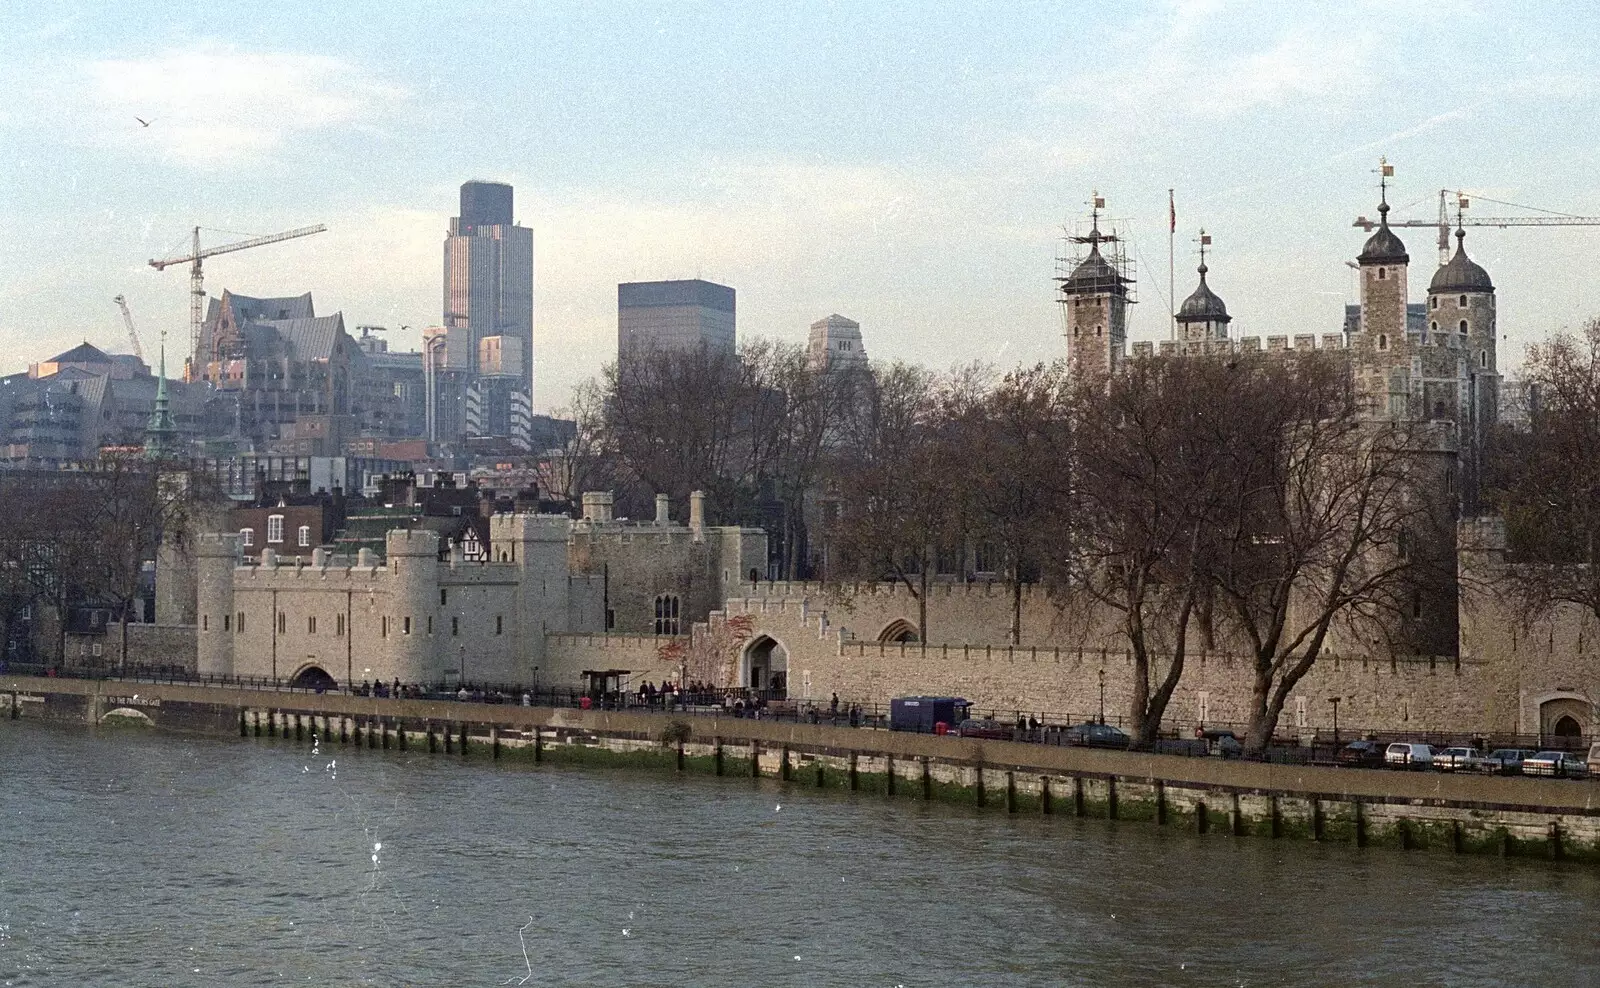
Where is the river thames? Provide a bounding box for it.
[2,720,1597,986]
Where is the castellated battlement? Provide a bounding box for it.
[489,512,575,544]
[1133,333,1349,360]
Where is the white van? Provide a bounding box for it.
[1385,742,1434,769]
[1587,741,1600,775]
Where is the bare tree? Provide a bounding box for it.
[1487,318,1600,626]
[1213,354,1431,757]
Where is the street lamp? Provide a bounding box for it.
[1329,696,1341,745]
[1097,668,1106,726]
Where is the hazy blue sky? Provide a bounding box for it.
[4,1,1600,410]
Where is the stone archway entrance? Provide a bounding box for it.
[742,635,788,699]
[290,664,337,692]
[877,619,920,643]
[1539,696,1589,748]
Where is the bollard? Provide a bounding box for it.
[922,758,933,801]
[1072,776,1085,817]
[885,756,895,796]
[1270,796,1281,839]
[1040,776,1052,815]
[239,709,248,738]
[1005,771,1017,814]
[848,752,859,791]
[1312,799,1325,841]
[1355,801,1368,848]
[1107,778,1119,820]
[459,723,468,757]
[1230,794,1243,837]
[1197,799,1210,835]
[491,726,500,760]
[426,721,436,754]
[974,766,985,808]
[713,740,723,776]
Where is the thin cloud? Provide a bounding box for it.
[82,44,406,167]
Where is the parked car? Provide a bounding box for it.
[1063,722,1131,750]
[1384,742,1434,769]
[1588,742,1600,776]
[954,718,1015,741]
[1335,739,1386,767]
[1433,746,1484,772]
[1522,751,1590,779]
[1481,748,1538,775]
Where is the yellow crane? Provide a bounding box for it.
[112,294,144,361]
[1355,190,1600,265]
[148,223,327,380]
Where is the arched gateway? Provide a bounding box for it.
[290,664,337,692]
[741,635,789,698]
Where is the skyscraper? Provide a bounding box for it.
[617,279,736,367]
[443,180,534,435]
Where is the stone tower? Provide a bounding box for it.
[196,533,239,676]
[1174,236,1230,343]
[1354,192,1412,417]
[1060,207,1131,378]
[807,314,868,373]
[1427,227,1498,510]
[385,529,441,683]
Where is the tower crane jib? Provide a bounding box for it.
[112,294,144,362]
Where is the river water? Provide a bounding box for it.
[1,720,1597,987]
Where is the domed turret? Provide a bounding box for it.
[1428,228,1494,294]
[1177,262,1229,323]
[1060,240,1129,297]
[1358,200,1409,265]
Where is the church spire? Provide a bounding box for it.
[144,342,179,461]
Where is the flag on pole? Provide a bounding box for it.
[1094,195,1105,210]
[1381,162,1394,177]
[1201,233,1212,246]
[1169,190,1176,234]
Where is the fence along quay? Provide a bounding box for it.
[5,675,1598,861]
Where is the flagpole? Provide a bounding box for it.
[1168,188,1176,340]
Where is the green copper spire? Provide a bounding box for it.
[144,343,179,461]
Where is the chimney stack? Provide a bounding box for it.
[689,490,706,542]
[655,493,671,526]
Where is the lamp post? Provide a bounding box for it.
[1097,668,1106,726]
[1329,696,1341,745]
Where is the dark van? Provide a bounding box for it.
[889,696,971,733]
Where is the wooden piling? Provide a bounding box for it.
[1155,781,1167,825]
[886,755,895,796]
[1355,801,1368,848]
[1549,820,1563,861]
[1452,820,1464,854]
[1197,799,1210,834]
[781,746,791,782]
[1312,799,1324,841]
[1040,776,1052,815]
[459,722,468,757]
[1005,771,1017,814]
[713,740,723,776]
[1073,776,1086,817]
[922,758,933,801]
[1270,796,1282,839]
[1107,778,1119,820]
[491,726,500,759]
[1230,794,1243,837]
[974,766,985,808]
[238,709,247,737]
[750,742,761,778]
[848,751,859,790]
[426,721,436,753]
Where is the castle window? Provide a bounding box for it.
[1378,267,1387,280]
[496,615,503,635]
[277,611,286,634]
[427,616,433,635]
[1459,319,1468,335]
[1459,295,1467,308]
[382,616,389,637]
[1480,350,1488,368]
[267,515,284,544]
[1377,334,1389,351]
[202,615,208,631]
[605,608,616,631]
[297,525,310,547]
[225,614,232,632]
[240,528,254,547]
[1429,321,1437,333]
[236,612,244,633]
[1072,326,1080,338]
[308,616,316,634]
[1430,296,1439,310]
[336,613,345,636]
[654,594,681,635]
[452,616,459,636]
[1095,325,1103,337]
[1412,592,1423,619]
[440,588,448,606]
[403,616,411,635]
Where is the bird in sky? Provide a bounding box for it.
[135,117,152,128]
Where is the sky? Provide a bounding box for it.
[5,0,1600,412]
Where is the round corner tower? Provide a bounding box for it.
[1427,226,1498,508]
[385,529,441,682]
[196,532,239,676]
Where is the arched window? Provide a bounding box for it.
[1458,295,1467,307]
[1095,325,1103,337]
[1480,350,1488,368]
[1430,296,1439,310]
[240,528,254,547]
[1072,326,1079,338]
[1377,334,1389,351]
[1377,267,1387,280]
[654,594,681,635]
[1459,319,1468,335]
[297,525,311,547]
[1429,321,1437,333]
[266,514,284,544]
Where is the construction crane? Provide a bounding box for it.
[148,223,327,380]
[1355,190,1600,265]
[112,295,144,361]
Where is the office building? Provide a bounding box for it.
[443,180,534,435]
[617,279,736,368]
